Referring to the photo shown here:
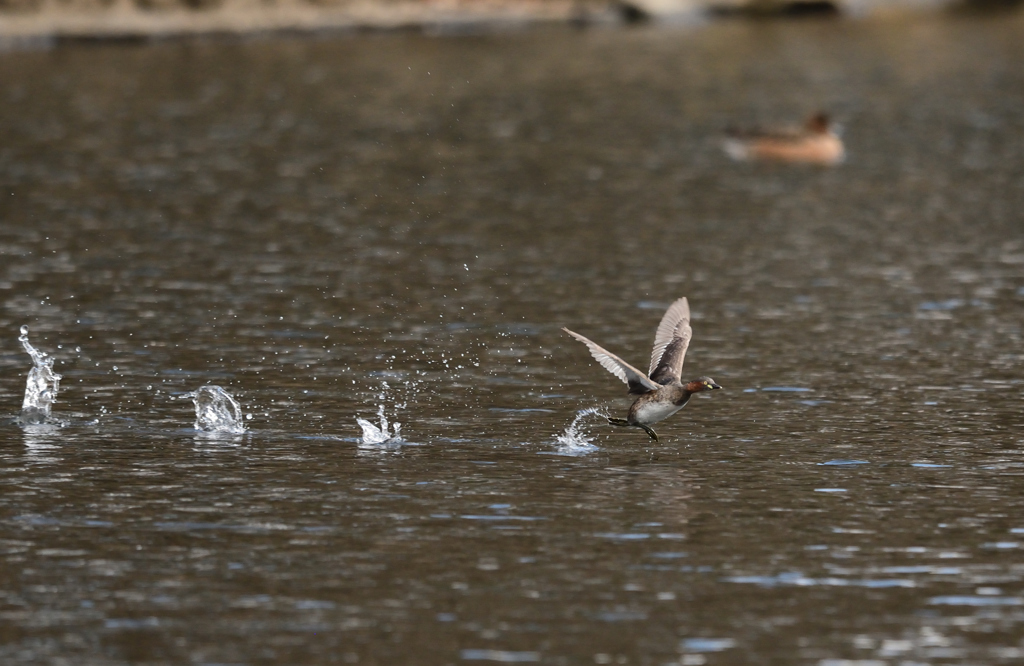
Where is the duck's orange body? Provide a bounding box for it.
[724,113,845,166]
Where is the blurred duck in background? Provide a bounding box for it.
[723,112,845,165]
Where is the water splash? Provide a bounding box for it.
[355,380,410,447]
[551,407,606,456]
[18,326,62,425]
[357,403,403,446]
[180,385,247,435]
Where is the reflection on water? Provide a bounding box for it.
[20,423,64,459]
[2,11,1024,665]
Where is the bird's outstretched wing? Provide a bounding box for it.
[563,328,660,395]
[649,297,693,385]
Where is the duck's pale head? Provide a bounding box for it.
[686,377,723,392]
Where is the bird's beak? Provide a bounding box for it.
[711,383,723,390]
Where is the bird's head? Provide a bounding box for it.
[687,377,723,392]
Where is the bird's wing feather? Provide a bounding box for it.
[649,297,691,376]
[563,328,659,395]
[649,328,692,385]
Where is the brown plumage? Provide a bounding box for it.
[723,112,845,166]
[563,297,722,442]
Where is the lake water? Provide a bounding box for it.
[1,12,1024,665]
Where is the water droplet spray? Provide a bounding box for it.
[18,326,62,425]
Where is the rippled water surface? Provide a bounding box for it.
[2,13,1024,665]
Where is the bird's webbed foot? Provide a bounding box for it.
[608,417,658,441]
[639,424,659,442]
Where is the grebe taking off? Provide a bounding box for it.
[563,297,722,442]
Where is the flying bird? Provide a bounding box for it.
[563,297,722,442]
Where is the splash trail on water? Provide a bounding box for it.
[18,326,62,425]
[180,385,247,435]
[552,407,606,456]
[356,381,410,446]
[357,404,403,446]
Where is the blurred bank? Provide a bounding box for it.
[0,0,1021,47]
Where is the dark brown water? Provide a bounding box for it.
[2,13,1024,665]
